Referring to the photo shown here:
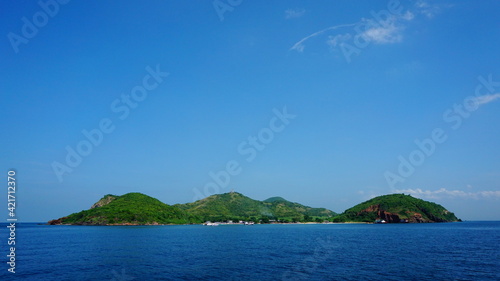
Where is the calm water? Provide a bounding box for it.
[1,222,499,280]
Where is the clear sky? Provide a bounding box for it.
[2,0,500,221]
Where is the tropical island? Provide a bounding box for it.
[48,192,460,225]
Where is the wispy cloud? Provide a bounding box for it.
[415,0,453,18]
[393,188,500,199]
[290,23,356,52]
[290,7,415,53]
[289,1,453,56]
[285,8,306,20]
[361,18,402,44]
[401,11,415,21]
[473,93,500,106]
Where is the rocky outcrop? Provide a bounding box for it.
[408,212,426,223]
[358,205,430,223]
[90,195,116,209]
[377,210,401,223]
[357,205,401,223]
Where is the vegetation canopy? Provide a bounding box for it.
[56,193,201,225]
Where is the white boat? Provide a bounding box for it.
[204,221,219,226]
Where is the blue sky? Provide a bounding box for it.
[1,0,500,221]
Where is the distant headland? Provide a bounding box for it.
[48,192,460,226]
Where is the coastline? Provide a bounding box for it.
[47,221,373,226]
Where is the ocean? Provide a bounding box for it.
[2,221,499,280]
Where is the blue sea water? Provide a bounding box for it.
[1,221,499,280]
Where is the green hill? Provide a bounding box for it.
[175,192,336,222]
[332,194,460,223]
[48,193,201,225]
[263,196,336,219]
[174,192,267,222]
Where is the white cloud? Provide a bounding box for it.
[290,9,414,52]
[290,23,356,52]
[473,93,500,106]
[285,8,306,19]
[401,11,415,21]
[415,0,434,18]
[415,0,430,9]
[290,2,447,54]
[415,0,452,18]
[361,19,402,44]
[393,188,500,199]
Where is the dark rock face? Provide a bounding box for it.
[358,204,432,223]
[408,213,425,223]
[377,210,401,223]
